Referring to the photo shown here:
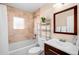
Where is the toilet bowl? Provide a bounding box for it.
[28,47,42,55]
[28,38,46,55]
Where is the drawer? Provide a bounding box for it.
[44,43,69,55]
[45,48,59,55]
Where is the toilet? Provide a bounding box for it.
[28,38,46,55]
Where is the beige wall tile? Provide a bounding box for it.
[7,6,34,43]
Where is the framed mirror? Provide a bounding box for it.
[54,6,77,35]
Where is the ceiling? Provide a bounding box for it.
[6,3,46,12]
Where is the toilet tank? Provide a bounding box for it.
[38,37,46,50]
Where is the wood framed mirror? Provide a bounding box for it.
[54,5,77,35]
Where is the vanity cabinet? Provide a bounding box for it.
[44,44,69,55]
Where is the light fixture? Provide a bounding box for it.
[53,3,64,8]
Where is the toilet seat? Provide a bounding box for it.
[28,47,42,55]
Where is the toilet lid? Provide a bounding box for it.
[29,47,41,53]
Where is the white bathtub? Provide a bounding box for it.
[9,39,37,55]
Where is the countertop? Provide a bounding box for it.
[45,38,78,55]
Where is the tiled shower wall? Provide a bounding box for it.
[7,6,34,43]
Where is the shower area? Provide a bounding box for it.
[7,6,37,55]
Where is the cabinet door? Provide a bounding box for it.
[44,44,59,55]
[45,48,58,55]
[44,44,69,55]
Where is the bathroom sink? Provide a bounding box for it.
[45,38,66,48]
[46,39,76,48]
[59,39,66,42]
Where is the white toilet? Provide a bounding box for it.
[28,38,46,55]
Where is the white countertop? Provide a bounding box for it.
[45,39,78,55]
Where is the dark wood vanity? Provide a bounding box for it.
[44,43,69,55]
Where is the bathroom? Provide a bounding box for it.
[0,3,79,55]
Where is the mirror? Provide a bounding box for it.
[54,6,77,35]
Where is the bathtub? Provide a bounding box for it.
[9,39,37,55]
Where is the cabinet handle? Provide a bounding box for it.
[48,49,59,55]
